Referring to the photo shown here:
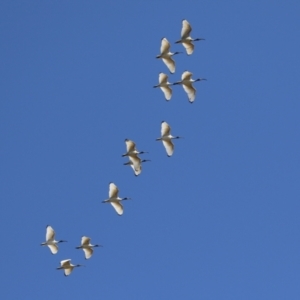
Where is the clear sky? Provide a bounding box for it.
[1,1,299,299]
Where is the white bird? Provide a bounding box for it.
[41,225,67,254]
[56,259,84,276]
[122,139,148,157]
[175,19,205,55]
[156,37,182,73]
[153,73,173,101]
[173,71,206,103]
[156,121,182,157]
[124,155,151,176]
[76,236,102,259]
[102,182,131,215]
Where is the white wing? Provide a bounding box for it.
[162,57,175,74]
[83,247,93,259]
[160,38,171,54]
[158,73,168,84]
[182,41,194,55]
[181,19,192,39]
[110,201,124,215]
[48,244,58,254]
[129,155,142,176]
[181,71,192,81]
[46,225,55,241]
[64,268,73,276]
[129,155,141,169]
[125,139,136,152]
[161,121,171,137]
[109,182,119,198]
[160,86,172,101]
[81,236,90,246]
[60,259,71,267]
[162,140,174,157]
[183,83,196,103]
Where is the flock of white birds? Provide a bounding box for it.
[41,19,205,276]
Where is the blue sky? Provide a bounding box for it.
[1,1,300,299]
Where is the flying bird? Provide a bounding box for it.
[56,259,84,276]
[156,121,182,157]
[124,155,151,176]
[153,73,173,101]
[76,236,102,259]
[41,225,67,254]
[122,139,148,157]
[156,37,182,73]
[173,71,206,103]
[175,19,205,55]
[102,182,131,215]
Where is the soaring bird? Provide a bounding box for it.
[156,37,181,73]
[153,73,173,101]
[56,259,84,276]
[41,225,67,254]
[175,19,205,55]
[76,236,102,259]
[122,139,148,157]
[156,121,182,157]
[102,182,131,215]
[173,71,206,103]
[124,155,151,176]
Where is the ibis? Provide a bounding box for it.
[76,236,102,259]
[175,19,205,55]
[173,71,206,103]
[56,259,84,276]
[156,37,181,73]
[153,73,173,101]
[41,225,67,254]
[156,121,182,157]
[102,182,131,215]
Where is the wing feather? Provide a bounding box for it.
[162,140,174,157]
[46,226,55,241]
[160,38,171,54]
[48,244,58,254]
[125,139,136,152]
[60,259,71,267]
[161,121,171,136]
[109,183,119,198]
[110,201,124,215]
[64,268,73,276]
[181,20,192,39]
[159,73,168,84]
[162,57,175,74]
[183,84,196,103]
[182,41,194,55]
[83,248,93,259]
[181,71,192,81]
[81,236,90,246]
[160,86,172,101]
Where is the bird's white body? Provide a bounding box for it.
[156,38,181,74]
[41,225,66,254]
[102,183,130,215]
[154,73,173,101]
[176,19,205,55]
[122,139,147,157]
[76,236,101,259]
[57,259,83,276]
[174,71,206,103]
[156,121,181,157]
[124,155,150,176]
